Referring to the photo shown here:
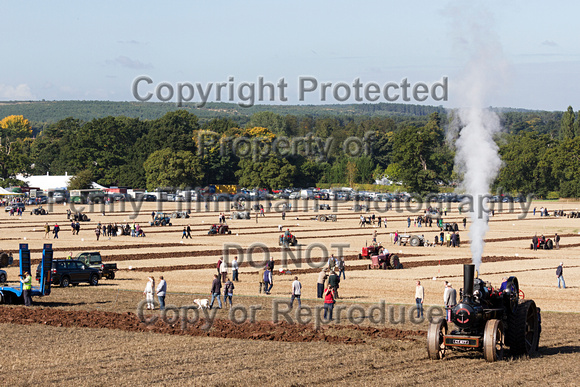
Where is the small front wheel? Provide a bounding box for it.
[90,275,99,286]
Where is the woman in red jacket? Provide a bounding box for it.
[323,284,335,320]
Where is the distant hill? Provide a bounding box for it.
[0,100,450,124]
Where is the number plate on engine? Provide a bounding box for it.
[444,336,479,347]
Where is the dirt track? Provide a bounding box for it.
[0,305,424,344]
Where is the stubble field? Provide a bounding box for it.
[0,199,579,386]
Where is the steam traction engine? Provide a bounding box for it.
[427,264,541,362]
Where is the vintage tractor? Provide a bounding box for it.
[208,224,232,235]
[231,211,251,220]
[150,213,172,226]
[279,232,298,247]
[440,222,459,232]
[397,234,427,247]
[358,244,402,269]
[427,264,540,362]
[31,206,48,215]
[531,237,553,250]
[73,212,91,222]
[311,214,337,222]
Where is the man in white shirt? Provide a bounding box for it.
[290,276,302,308]
[156,276,167,311]
[220,260,228,283]
[415,280,424,318]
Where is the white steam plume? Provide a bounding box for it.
[446,5,509,271]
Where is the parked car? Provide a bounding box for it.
[35,259,101,287]
[4,203,25,212]
[141,194,156,201]
[74,252,117,279]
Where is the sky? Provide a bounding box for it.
[1,0,578,111]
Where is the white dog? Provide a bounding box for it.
[193,298,209,309]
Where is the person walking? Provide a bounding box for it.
[323,284,335,321]
[186,224,192,239]
[263,266,273,295]
[290,276,302,308]
[232,256,239,282]
[44,223,50,239]
[224,277,234,307]
[556,262,566,289]
[216,257,222,276]
[156,276,167,311]
[95,226,101,241]
[377,216,382,228]
[415,280,424,318]
[317,268,328,298]
[532,234,538,251]
[407,217,411,228]
[259,266,266,294]
[555,233,560,249]
[337,257,346,280]
[267,256,275,272]
[144,277,155,310]
[20,271,32,307]
[209,274,222,309]
[53,223,60,239]
[181,227,187,239]
[220,259,228,283]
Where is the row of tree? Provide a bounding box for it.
[0,106,579,196]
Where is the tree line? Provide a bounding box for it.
[0,105,579,197]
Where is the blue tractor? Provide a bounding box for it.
[0,244,53,304]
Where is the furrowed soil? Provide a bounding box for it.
[1,199,579,385]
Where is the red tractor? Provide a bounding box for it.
[359,244,403,270]
[279,232,298,247]
[208,224,232,235]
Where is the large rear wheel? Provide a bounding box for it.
[390,254,400,269]
[427,319,447,360]
[506,300,539,356]
[483,319,504,362]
